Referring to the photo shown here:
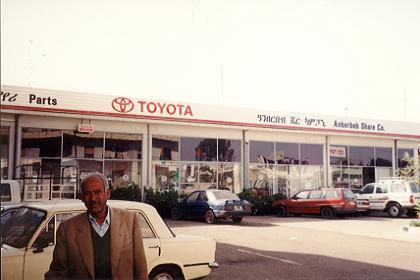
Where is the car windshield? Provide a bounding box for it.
[1,207,46,248]
[212,191,239,200]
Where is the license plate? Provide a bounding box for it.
[234,206,243,211]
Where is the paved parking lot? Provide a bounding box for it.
[167,214,420,279]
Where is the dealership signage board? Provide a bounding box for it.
[1,85,419,139]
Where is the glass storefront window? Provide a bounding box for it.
[300,165,324,190]
[275,165,300,197]
[198,163,217,185]
[105,133,141,160]
[104,160,140,189]
[152,161,179,190]
[249,164,274,196]
[180,163,199,185]
[21,128,62,158]
[180,137,217,161]
[300,144,323,165]
[249,141,275,164]
[152,136,179,161]
[375,147,392,167]
[218,139,241,162]
[349,146,374,166]
[1,126,9,179]
[276,142,298,164]
[62,158,103,175]
[218,163,241,193]
[63,131,104,159]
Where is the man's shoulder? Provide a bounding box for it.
[60,212,87,227]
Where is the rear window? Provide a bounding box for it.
[342,189,355,200]
[325,190,340,199]
[390,183,406,193]
[410,183,420,193]
[212,191,239,200]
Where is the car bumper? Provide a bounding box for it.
[213,210,252,218]
[332,206,358,214]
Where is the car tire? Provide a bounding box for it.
[205,209,216,224]
[387,203,403,218]
[406,209,417,218]
[320,207,335,219]
[171,208,181,220]
[232,217,243,224]
[276,205,288,217]
[149,265,184,280]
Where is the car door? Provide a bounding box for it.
[370,183,389,210]
[358,184,375,203]
[306,190,323,214]
[288,191,310,214]
[23,211,81,280]
[137,211,160,264]
[182,191,201,218]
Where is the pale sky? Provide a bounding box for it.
[2,0,420,123]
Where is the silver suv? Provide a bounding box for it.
[356,177,420,218]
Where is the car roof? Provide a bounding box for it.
[17,199,156,213]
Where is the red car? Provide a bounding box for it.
[272,188,358,218]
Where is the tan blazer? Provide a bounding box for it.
[45,207,147,280]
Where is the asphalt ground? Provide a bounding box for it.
[167,213,420,280]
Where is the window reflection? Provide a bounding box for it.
[249,141,275,164]
[375,147,392,167]
[300,144,323,165]
[218,139,241,162]
[276,142,298,164]
[180,137,217,161]
[349,146,374,166]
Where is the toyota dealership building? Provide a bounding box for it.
[1,85,419,197]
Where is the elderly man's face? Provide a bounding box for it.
[81,177,110,217]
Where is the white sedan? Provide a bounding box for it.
[1,200,218,280]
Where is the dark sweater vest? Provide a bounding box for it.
[89,223,112,280]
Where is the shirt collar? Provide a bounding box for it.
[88,205,110,226]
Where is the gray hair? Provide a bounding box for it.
[80,172,109,192]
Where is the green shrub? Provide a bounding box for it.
[110,183,142,201]
[144,187,179,218]
[238,188,287,216]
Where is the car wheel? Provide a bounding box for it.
[170,208,181,220]
[149,266,184,280]
[387,203,403,217]
[275,205,288,217]
[320,207,335,219]
[232,217,243,224]
[406,209,417,218]
[205,209,216,224]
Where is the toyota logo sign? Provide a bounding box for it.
[112,97,134,113]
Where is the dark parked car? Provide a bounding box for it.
[272,188,358,219]
[171,189,252,224]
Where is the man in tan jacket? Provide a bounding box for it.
[45,172,147,280]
